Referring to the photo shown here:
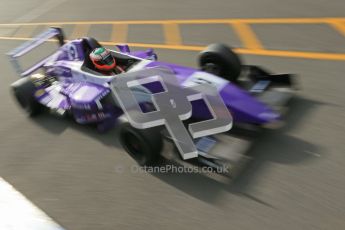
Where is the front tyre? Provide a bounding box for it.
[119,123,163,166]
[199,43,242,82]
[11,77,42,116]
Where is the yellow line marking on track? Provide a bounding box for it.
[51,24,61,28]
[111,24,128,43]
[231,22,263,50]
[328,19,345,37]
[102,41,202,51]
[70,24,90,39]
[163,23,182,45]
[0,36,41,41]
[13,25,37,37]
[235,48,345,61]
[2,35,345,61]
[0,17,345,26]
[237,18,343,24]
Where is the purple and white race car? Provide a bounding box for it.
[7,28,296,174]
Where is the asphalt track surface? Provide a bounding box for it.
[0,0,345,229]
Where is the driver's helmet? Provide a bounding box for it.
[89,47,116,71]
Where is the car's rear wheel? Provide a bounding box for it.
[119,123,163,166]
[199,43,242,82]
[11,77,42,116]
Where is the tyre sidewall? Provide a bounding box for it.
[199,44,242,82]
[119,123,162,166]
[11,78,42,116]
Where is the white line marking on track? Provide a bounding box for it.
[0,177,65,230]
[304,150,321,157]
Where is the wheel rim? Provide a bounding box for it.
[203,62,221,76]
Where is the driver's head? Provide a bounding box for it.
[90,47,116,72]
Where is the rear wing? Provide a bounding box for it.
[7,27,65,77]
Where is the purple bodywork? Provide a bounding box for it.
[8,28,280,131]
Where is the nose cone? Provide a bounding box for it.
[220,84,281,125]
[258,110,280,122]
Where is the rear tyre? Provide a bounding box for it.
[11,77,42,116]
[199,43,242,82]
[119,123,163,166]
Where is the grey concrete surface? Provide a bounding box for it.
[1,0,345,23]
[252,24,345,53]
[127,24,165,44]
[0,0,345,230]
[180,24,242,47]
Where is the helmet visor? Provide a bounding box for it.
[95,53,115,66]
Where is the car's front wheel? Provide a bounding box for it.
[199,43,242,82]
[11,77,42,116]
[119,123,163,166]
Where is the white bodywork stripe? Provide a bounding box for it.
[182,71,228,91]
[0,177,64,230]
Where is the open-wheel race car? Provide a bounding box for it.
[7,27,296,178]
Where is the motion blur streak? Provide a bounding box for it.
[1,36,345,61]
[1,17,345,26]
[2,17,345,60]
[0,1,345,230]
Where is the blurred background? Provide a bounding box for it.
[0,0,344,229]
